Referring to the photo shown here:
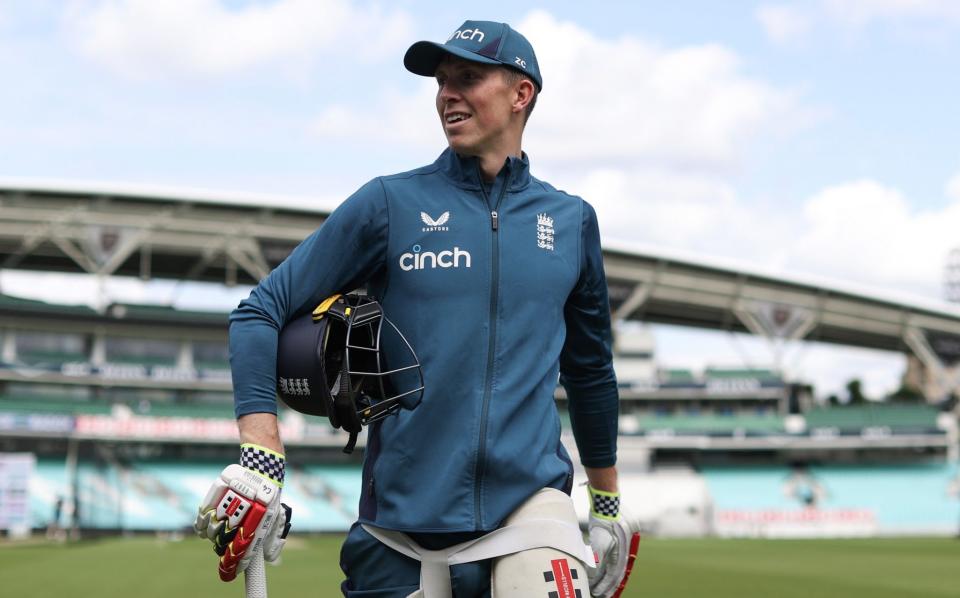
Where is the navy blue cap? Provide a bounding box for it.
[404,20,542,91]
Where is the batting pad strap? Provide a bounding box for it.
[240,443,285,486]
[588,485,620,520]
[362,518,594,598]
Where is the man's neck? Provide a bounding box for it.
[477,149,521,182]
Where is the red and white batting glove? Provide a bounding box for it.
[194,443,292,582]
[586,486,641,598]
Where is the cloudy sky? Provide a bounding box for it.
[2,0,960,398]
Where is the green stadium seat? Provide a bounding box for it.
[805,404,939,432]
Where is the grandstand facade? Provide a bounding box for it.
[1,182,958,539]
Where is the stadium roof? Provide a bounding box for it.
[601,242,960,353]
[0,177,329,285]
[3,179,960,353]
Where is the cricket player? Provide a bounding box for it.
[195,20,639,597]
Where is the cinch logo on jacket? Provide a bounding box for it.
[399,245,472,271]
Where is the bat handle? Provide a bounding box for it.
[245,548,268,598]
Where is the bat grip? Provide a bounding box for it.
[245,548,267,598]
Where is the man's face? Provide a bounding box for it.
[434,57,518,158]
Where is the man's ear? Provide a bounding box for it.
[513,78,535,114]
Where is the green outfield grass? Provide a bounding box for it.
[1,535,958,597]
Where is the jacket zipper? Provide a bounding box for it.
[474,164,509,528]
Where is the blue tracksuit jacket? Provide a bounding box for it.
[230,148,619,533]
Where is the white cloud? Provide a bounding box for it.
[946,172,960,201]
[787,179,960,295]
[577,172,959,303]
[822,0,960,26]
[314,10,807,174]
[556,167,787,260]
[758,0,960,42]
[305,9,950,305]
[65,0,413,79]
[313,85,438,148]
[522,12,804,171]
[756,4,813,44]
[572,172,960,302]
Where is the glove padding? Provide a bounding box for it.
[194,445,292,582]
[586,486,641,598]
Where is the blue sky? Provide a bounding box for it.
[2,0,960,398]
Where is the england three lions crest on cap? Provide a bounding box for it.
[537,213,554,251]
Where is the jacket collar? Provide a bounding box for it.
[436,147,532,191]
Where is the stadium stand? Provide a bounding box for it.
[631,413,785,435]
[2,185,959,543]
[805,404,941,434]
[701,462,959,537]
[28,457,363,532]
[612,466,712,537]
[0,281,955,539]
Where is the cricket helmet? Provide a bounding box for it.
[276,293,424,452]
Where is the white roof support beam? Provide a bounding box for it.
[903,326,960,403]
[612,282,650,323]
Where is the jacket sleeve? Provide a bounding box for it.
[229,178,389,418]
[559,200,619,468]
